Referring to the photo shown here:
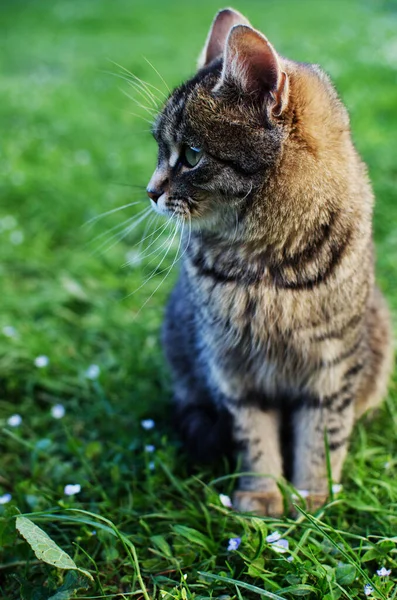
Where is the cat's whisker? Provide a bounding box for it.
[120,89,158,119]
[108,60,165,103]
[125,76,159,108]
[178,213,192,262]
[121,216,172,268]
[126,86,158,114]
[118,60,168,101]
[140,223,179,267]
[94,207,152,255]
[140,213,179,271]
[89,214,139,246]
[111,61,168,98]
[84,200,145,227]
[127,217,180,299]
[136,218,175,260]
[127,111,155,126]
[104,69,159,109]
[133,219,185,316]
[142,56,171,95]
[138,213,158,253]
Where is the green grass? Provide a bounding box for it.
[0,0,396,598]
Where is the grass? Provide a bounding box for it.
[0,0,396,597]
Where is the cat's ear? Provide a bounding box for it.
[216,24,289,116]
[198,8,251,69]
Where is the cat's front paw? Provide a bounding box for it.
[234,490,284,517]
[290,491,329,516]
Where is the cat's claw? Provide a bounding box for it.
[234,490,284,517]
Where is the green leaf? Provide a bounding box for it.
[199,572,286,599]
[15,516,93,581]
[173,525,214,553]
[335,563,356,585]
[362,547,381,562]
[151,534,173,558]
[247,557,265,577]
[48,571,90,600]
[280,585,318,596]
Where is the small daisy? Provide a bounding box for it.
[364,584,374,596]
[2,326,17,338]
[145,444,155,453]
[34,355,49,368]
[0,493,12,505]
[7,414,22,427]
[85,364,100,380]
[227,537,241,551]
[51,404,65,419]
[64,484,81,496]
[332,484,343,494]
[376,567,391,577]
[10,230,24,245]
[219,494,233,508]
[0,215,17,230]
[141,418,155,430]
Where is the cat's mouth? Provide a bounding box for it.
[149,193,193,219]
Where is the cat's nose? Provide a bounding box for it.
[147,188,163,203]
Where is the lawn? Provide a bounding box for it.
[0,0,396,598]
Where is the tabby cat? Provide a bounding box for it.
[146,8,393,514]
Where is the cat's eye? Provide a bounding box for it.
[183,145,202,168]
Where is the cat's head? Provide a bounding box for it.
[147,8,350,238]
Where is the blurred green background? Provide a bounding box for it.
[0,0,396,598]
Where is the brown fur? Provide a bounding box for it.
[148,8,394,514]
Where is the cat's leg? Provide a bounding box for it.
[174,388,234,464]
[291,384,356,510]
[231,406,284,515]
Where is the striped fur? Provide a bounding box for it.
[149,9,394,514]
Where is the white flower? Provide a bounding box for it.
[183,574,188,580]
[51,404,65,419]
[364,584,374,596]
[287,555,294,562]
[0,493,12,504]
[7,414,22,427]
[384,461,391,470]
[145,444,155,453]
[141,419,155,430]
[85,364,100,380]
[272,539,289,553]
[0,215,17,231]
[34,355,49,368]
[10,230,24,245]
[297,489,310,498]
[266,531,281,544]
[64,484,81,496]
[219,494,233,508]
[376,567,391,577]
[2,326,17,338]
[148,461,155,471]
[332,484,343,494]
[227,537,241,551]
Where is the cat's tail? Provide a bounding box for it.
[174,400,235,464]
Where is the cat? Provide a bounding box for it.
[146,8,393,515]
